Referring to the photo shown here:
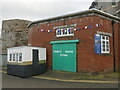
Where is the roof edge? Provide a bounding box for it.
[28,9,120,28]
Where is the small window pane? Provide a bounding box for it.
[106,45,109,48]
[64,29,67,34]
[107,49,109,51]
[106,36,109,40]
[56,29,61,35]
[112,2,116,5]
[13,54,15,61]
[10,54,12,61]
[103,48,105,51]
[62,30,65,35]
[102,36,105,39]
[16,53,19,61]
[19,53,22,62]
[103,45,105,47]
[106,42,109,44]
[102,41,105,44]
[70,31,74,34]
[68,31,71,34]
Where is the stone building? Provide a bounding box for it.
[1,19,31,66]
[89,0,120,17]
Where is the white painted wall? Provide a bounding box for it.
[39,48,46,60]
[7,46,46,63]
[24,47,32,62]
[7,47,24,63]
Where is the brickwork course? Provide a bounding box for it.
[28,9,120,73]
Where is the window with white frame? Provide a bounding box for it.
[95,34,110,54]
[101,35,110,53]
[9,53,22,62]
[56,28,74,37]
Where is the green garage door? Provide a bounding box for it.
[50,40,79,72]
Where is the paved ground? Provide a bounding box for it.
[2,73,118,88]
[1,67,119,88]
[35,70,118,81]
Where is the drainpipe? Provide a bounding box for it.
[111,20,116,72]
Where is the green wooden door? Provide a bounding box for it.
[52,43,76,72]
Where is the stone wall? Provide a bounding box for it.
[1,19,31,66]
[1,19,31,54]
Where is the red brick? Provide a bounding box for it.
[28,15,119,73]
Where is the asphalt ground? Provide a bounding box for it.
[2,73,119,88]
[0,68,118,83]
[0,69,119,88]
[34,70,118,81]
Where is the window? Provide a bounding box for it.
[19,53,22,62]
[101,35,110,53]
[112,0,117,5]
[95,34,110,54]
[56,28,74,37]
[13,54,15,61]
[9,54,12,61]
[112,2,116,5]
[16,53,19,61]
[9,53,22,62]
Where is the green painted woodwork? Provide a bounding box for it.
[50,40,79,44]
[52,43,77,72]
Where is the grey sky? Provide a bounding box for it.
[0,0,95,30]
[1,0,118,28]
[0,0,119,37]
[2,1,92,20]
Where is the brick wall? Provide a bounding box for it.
[114,22,119,71]
[28,15,119,73]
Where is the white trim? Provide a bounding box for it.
[97,31,112,36]
[28,8,120,28]
[56,34,74,37]
[8,53,23,63]
[19,53,22,62]
[7,46,46,50]
[101,35,110,53]
[56,28,74,37]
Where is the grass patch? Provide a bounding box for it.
[72,74,105,80]
[72,72,119,80]
[2,66,7,69]
[104,72,119,78]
